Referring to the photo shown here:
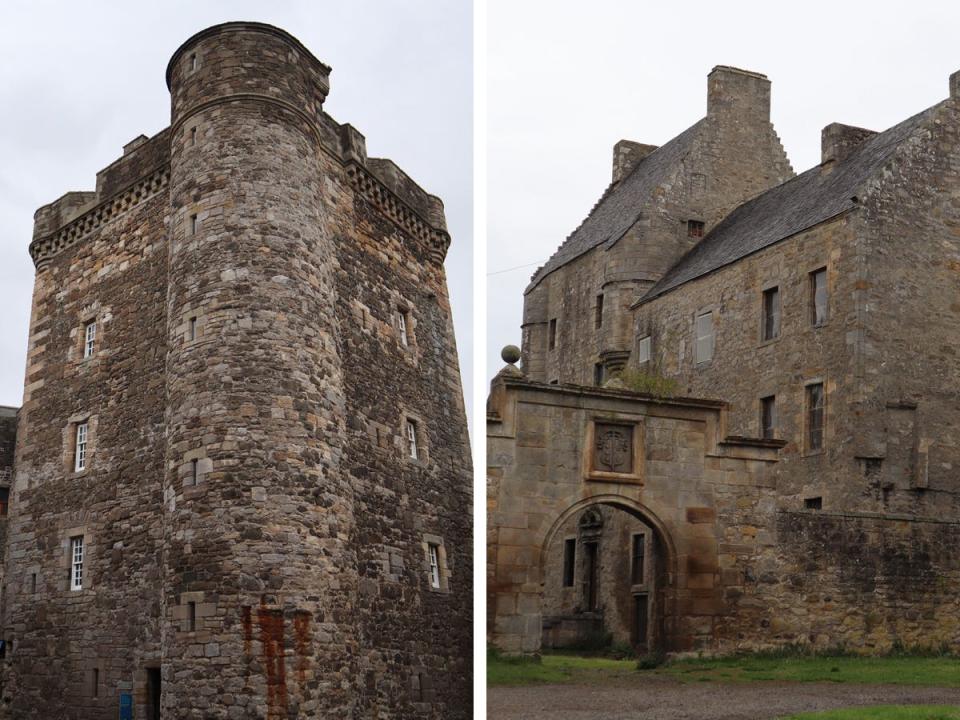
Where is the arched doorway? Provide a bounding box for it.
[539,497,676,654]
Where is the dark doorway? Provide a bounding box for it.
[584,541,599,611]
[146,668,161,720]
[632,593,649,648]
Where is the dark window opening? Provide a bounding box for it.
[687,220,705,238]
[595,294,604,329]
[189,317,197,341]
[548,318,557,350]
[189,214,198,236]
[189,459,198,487]
[584,541,599,611]
[630,534,645,585]
[188,601,196,632]
[864,457,883,478]
[594,363,604,387]
[92,668,99,698]
[760,395,777,440]
[762,286,780,341]
[146,668,161,720]
[804,496,823,510]
[810,268,828,326]
[632,594,649,647]
[189,127,197,146]
[0,487,8,516]
[562,538,576,587]
[806,383,825,451]
[30,573,36,594]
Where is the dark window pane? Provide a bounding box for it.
[631,534,645,584]
[760,396,776,440]
[562,538,576,587]
[763,287,780,340]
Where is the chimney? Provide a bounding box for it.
[707,66,770,121]
[821,123,877,165]
[612,140,658,183]
[951,69,960,100]
[123,134,149,156]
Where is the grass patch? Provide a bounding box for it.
[661,654,960,687]
[782,706,960,720]
[487,649,636,687]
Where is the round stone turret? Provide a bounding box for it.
[162,23,357,717]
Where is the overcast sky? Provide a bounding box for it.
[487,0,960,380]
[0,1,472,426]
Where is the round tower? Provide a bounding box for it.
[163,23,356,718]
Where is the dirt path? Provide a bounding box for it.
[488,677,960,719]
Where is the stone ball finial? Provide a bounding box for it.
[501,345,521,364]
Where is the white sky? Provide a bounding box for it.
[0,0,473,427]
[487,0,960,381]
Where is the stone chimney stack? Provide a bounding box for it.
[950,69,960,99]
[821,123,877,164]
[707,65,771,121]
[612,140,658,183]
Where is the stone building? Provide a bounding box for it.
[3,22,471,719]
[489,66,960,656]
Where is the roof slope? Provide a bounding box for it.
[526,120,705,292]
[641,105,937,302]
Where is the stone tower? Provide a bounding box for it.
[5,22,471,719]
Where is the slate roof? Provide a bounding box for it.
[640,104,937,303]
[526,119,705,292]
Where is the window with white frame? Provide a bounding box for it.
[397,309,410,347]
[695,312,714,363]
[428,543,441,589]
[636,335,651,364]
[74,422,88,472]
[406,419,419,460]
[83,320,97,359]
[70,536,84,591]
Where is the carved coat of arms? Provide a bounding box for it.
[595,425,631,473]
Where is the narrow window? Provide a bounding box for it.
[762,286,780,341]
[548,318,557,350]
[805,496,823,510]
[92,668,99,698]
[188,601,196,632]
[810,268,828,326]
[190,127,197,146]
[70,536,84,591]
[632,594,649,646]
[397,310,409,347]
[0,487,8,516]
[593,363,604,387]
[83,320,97,358]
[30,573,36,594]
[406,420,419,460]
[189,459,198,487]
[584,541,599,611]
[595,294,604,329]
[687,220,705,238]
[562,538,576,587]
[630,534,645,585]
[74,422,88,473]
[189,317,197,341]
[427,543,441,589]
[760,395,777,440]
[189,214,198,235]
[636,335,651,364]
[695,312,714,363]
[189,53,198,72]
[807,383,825,451]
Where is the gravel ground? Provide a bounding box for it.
[488,677,960,719]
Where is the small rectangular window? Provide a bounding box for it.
[188,601,196,632]
[687,220,705,238]
[189,53,198,72]
[636,336,651,364]
[805,496,823,510]
[30,573,37,594]
[631,534,645,585]
[810,268,828,326]
[427,543,441,589]
[695,312,714,363]
[190,459,198,487]
[595,294,604,329]
[92,668,99,698]
[0,487,8,517]
[83,320,97,358]
[406,420,419,460]
[548,318,557,350]
[762,286,780,341]
[593,363,604,387]
[562,538,576,587]
[74,422,88,473]
[189,317,197,341]
[807,383,825,451]
[70,536,84,591]
[760,395,777,440]
[190,127,197,146]
[633,594,649,646]
[190,214,198,235]
[397,310,409,347]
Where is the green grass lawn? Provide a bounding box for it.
[782,706,960,720]
[487,651,960,689]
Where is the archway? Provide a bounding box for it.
[539,495,677,654]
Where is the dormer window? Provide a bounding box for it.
[687,220,705,238]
